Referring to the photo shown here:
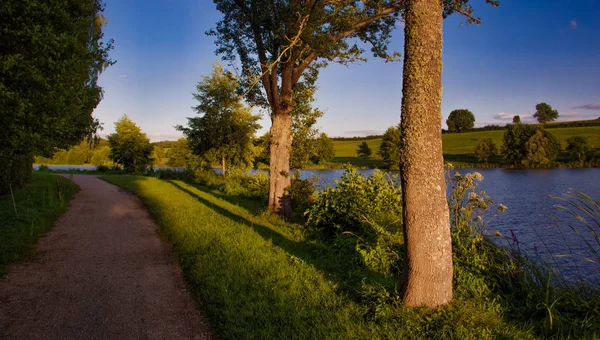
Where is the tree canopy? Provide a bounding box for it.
[533,102,559,124]
[0,0,113,192]
[513,115,521,124]
[502,124,560,167]
[176,62,261,176]
[378,125,402,169]
[107,115,153,173]
[566,136,589,162]
[473,138,497,164]
[446,109,475,132]
[357,142,373,159]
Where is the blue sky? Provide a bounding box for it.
[94,0,600,141]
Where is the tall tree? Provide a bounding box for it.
[210,0,405,216]
[399,0,499,308]
[310,132,335,165]
[533,102,559,124]
[473,138,497,165]
[107,115,153,172]
[0,0,113,193]
[446,109,475,132]
[176,62,261,176]
[378,125,402,169]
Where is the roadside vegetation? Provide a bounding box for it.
[100,168,599,339]
[0,173,78,276]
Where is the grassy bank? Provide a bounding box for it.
[100,174,600,339]
[332,126,600,168]
[0,172,78,276]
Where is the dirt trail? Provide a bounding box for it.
[0,175,211,340]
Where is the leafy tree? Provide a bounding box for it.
[378,125,402,169]
[533,102,559,124]
[210,0,409,216]
[446,109,475,132]
[513,115,521,124]
[90,146,111,166]
[291,82,325,169]
[399,0,499,308]
[107,115,153,172]
[502,124,559,167]
[212,0,498,307]
[566,136,589,162]
[473,138,497,165]
[0,0,113,193]
[176,62,261,176]
[166,138,205,170]
[311,133,335,165]
[523,130,560,167]
[357,142,372,159]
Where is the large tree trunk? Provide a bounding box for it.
[268,111,293,217]
[399,0,453,308]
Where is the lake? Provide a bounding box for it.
[35,164,599,284]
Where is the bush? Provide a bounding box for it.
[156,169,196,182]
[38,164,51,172]
[95,165,109,172]
[306,166,403,276]
[286,171,317,216]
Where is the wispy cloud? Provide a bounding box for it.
[573,103,600,110]
[119,74,128,79]
[570,19,578,29]
[343,129,383,136]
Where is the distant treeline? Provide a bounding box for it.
[442,117,600,134]
[332,135,385,141]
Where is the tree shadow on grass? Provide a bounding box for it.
[166,180,396,297]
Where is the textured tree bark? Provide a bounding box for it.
[221,156,226,177]
[268,111,293,217]
[399,0,453,308]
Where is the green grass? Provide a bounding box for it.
[0,172,78,276]
[100,175,541,339]
[331,126,600,167]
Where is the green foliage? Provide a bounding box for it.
[310,133,335,165]
[0,173,78,276]
[447,109,476,132]
[523,130,561,167]
[107,115,153,173]
[513,115,521,124]
[534,102,559,124]
[565,136,589,162]
[176,62,261,174]
[357,142,373,159]
[502,124,560,167]
[286,171,317,217]
[377,125,402,169]
[306,167,402,241]
[166,138,205,170]
[473,138,497,164]
[0,0,113,192]
[291,81,325,168]
[155,169,196,182]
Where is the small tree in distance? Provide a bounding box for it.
[107,115,153,172]
[176,62,261,176]
[473,138,497,165]
[357,142,372,159]
[378,125,402,169]
[533,102,559,124]
[446,109,475,132]
[566,136,589,162]
[513,115,521,124]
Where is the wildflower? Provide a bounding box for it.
[498,203,507,212]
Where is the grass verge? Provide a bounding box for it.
[101,175,541,339]
[0,172,78,276]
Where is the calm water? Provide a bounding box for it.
[36,165,599,284]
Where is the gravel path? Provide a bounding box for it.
[0,175,212,340]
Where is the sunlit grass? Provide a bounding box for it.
[101,175,539,339]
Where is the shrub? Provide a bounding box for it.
[286,171,317,216]
[95,165,109,172]
[38,164,51,172]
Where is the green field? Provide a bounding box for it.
[332,126,600,167]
